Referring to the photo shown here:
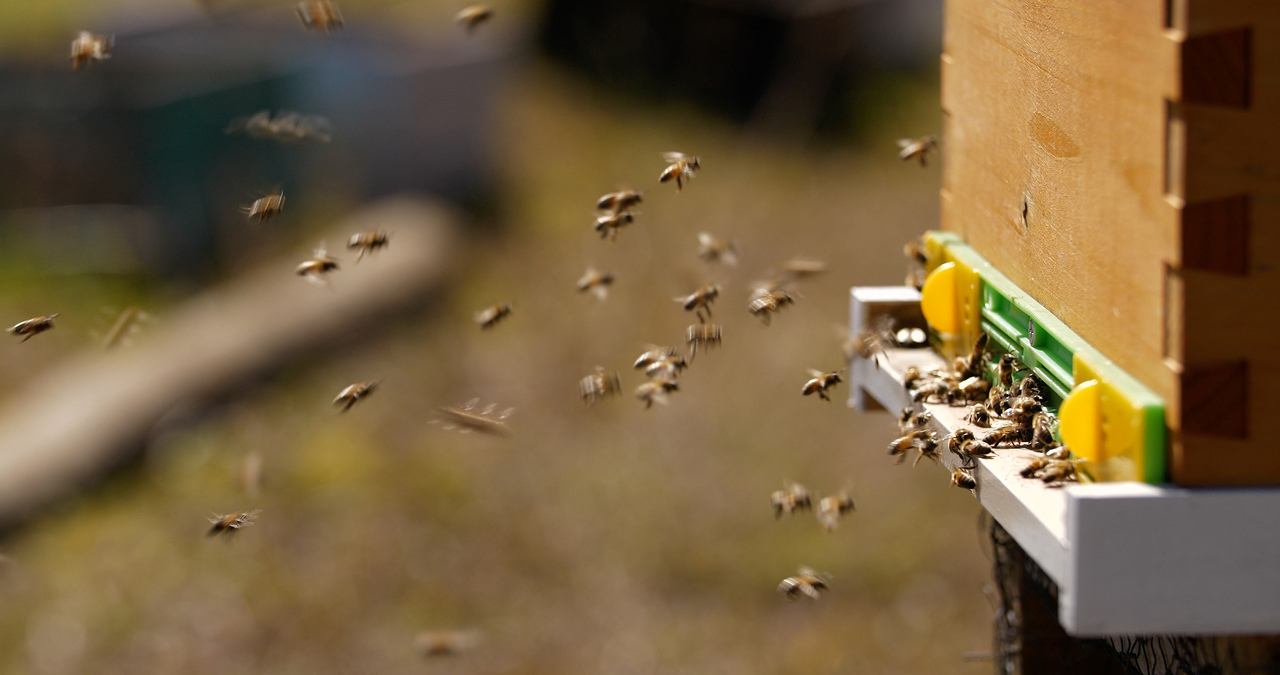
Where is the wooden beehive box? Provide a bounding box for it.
[939,0,1278,486]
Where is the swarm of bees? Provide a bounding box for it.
[297,0,344,33]
[778,567,830,600]
[70,31,112,70]
[226,111,332,143]
[333,380,378,412]
[8,314,58,342]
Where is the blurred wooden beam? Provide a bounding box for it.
[0,196,462,529]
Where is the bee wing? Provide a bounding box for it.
[662,152,687,163]
[591,285,608,301]
[897,139,914,149]
[806,369,826,378]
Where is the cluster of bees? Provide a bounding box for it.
[885,329,1085,493]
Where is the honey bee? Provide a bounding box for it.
[297,0,344,32]
[685,322,722,359]
[635,378,679,408]
[242,191,285,223]
[579,367,622,406]
[887,429,937,466]
[227,110,331,143]
[474,302,513,330]
[953,376,991,404]
[997,353,1017,388]
[816,492,856,532]
[659,152,700,191]
[981,425,1024,448]
[912,380,950,404]
[904,239,928,290]
[778,567,830,600]
[676,284,720,322]
[697,233,737,266]
[207,509,260,537]
[1020,457,1050,478]
[295,244,340,282]
[1038,459,1084,485]
[333,380,378,412]
[433,398,514,436]
[771,481,812,517]
[576,268,615,300]
[70,31,112,70]
[633,345,677,371]
[747,289,795,326]
[964,403,992,427]
[1045,445,1071,460]
[8,314,58,342]
[956,438,995,464]
[902,365,922,391]
[596,189,643,214]
[802,369,844,401]
[897,135,938,167]
[594,211,635,241]
[415,629,482,657]
[946,428,975,456]
[643,354,687,379]
[1030,413,1058,451]
[898,406,932,434]
[455,5,494,33]
[950,467,977,490]
[347,231,389,262]
[962,331,989,378]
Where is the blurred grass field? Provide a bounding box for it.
[0,8,992,673]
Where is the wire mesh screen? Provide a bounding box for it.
[989,520,1280,675]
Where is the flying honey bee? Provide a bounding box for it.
[207,509,260,537]
[596,189,643,214]
[685,322,722,359]
[697,232,737,266]
[475,302,513,330]
[415,630,482,657]
[455,5,494,33]
[295,244,340,283]
[816,492,856,532]
[950,467,977,490]
[594,211,635,241]
[659,152,700,191]
[347,231,389,262]
[904,239,928,289]
[771,481,812,517]
[898,135,938,167]
[635,378,679,408]
[898,406,932,434]
[227,110,331,143]
[676,284,720,322]
[297,0,344,32]
[333,380,378,412]
[778,567,830,600]
[579,367,622,406]
[887,429,938,467]
[747,289,794,326]
[242,191,285,223]
[576,267,615,300]
[8,314,58,342]
[70,31,112,70]
[633,345,677,371]
[433,398,514,436]
[779,258,827,281]
[643,353,687,379]
[802,369,844,402]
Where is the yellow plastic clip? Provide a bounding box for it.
[1059,379,1101,463]
[920,262,959,335]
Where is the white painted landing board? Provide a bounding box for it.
[849,286,1280,637]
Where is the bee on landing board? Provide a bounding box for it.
[207,510,260,537]
[8,314,58,342]
[635,378,678,409]
[770,481,811,517]
[297,0,344,32]
[696,233,737,266]
[897,135,938,167]
[898,406,933,434]
[333,380,378,412]
[685,323,722,359]
[474,302,512,330]
[347,231,389,262]
[659,152,700,191]
[816,491,856,532]
[576,268,615,300]
[242,191,285,223]
[778,567,830,600]
[295,244,340,283]
[415,630,482,657]
[70,31,112,70]
[579,367,622,406]
[747,289,794,326]
[676,284,720,322]
[802,369,844,401]
[432,398,513,436]
[455,5,494,33]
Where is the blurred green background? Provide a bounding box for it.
[0,1,992,673]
